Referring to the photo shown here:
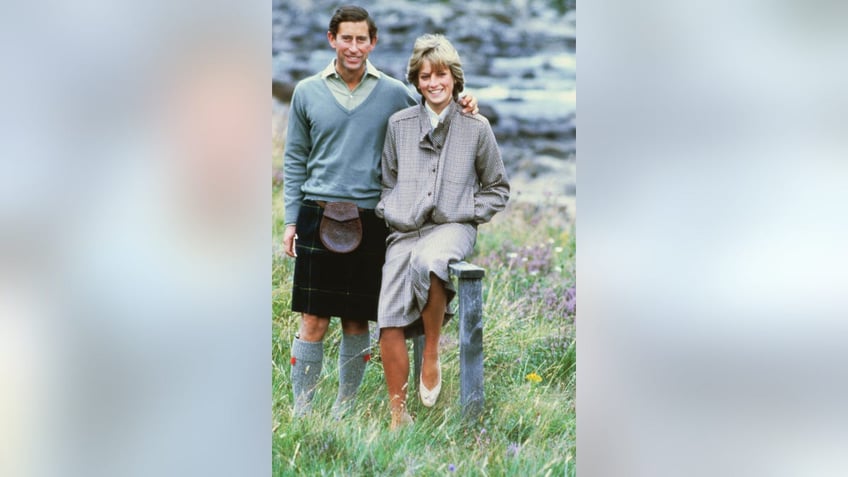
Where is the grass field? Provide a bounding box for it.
[272,105,575,475]
[271,180,576,475]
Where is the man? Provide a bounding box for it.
[282,5,478,418]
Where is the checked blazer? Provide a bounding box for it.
[376,101,510,232]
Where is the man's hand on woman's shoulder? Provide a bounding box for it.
[459,94,479,115]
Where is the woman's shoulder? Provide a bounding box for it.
[456,108,491,125]
[452,108,493,134]
[388,104,423,125]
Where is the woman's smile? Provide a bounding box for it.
[418,60,455,114]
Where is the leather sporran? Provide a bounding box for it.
[319,202,362,253]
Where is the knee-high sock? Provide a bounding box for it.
[332,332,371,415]
[291,337,323,417]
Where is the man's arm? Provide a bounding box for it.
[282,86,311,257]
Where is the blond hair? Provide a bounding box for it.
[406,34,465,101]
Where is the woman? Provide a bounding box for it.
[376,34,510,429]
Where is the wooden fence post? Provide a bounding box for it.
[412,261,485,419]
[451,261,485,419]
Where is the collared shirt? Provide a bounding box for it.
[321,59,381,110]
[425,102,450,129]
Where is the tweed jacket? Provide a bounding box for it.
[376,102,510,232]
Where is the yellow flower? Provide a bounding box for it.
[526,372,543,383]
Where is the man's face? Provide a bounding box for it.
[328,21,376,76]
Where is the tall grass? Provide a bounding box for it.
[272,110,575,474]
[272,181,575,475]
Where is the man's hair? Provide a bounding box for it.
[328,5,377,40]
[407,34,465,101]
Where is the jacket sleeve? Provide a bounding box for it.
[473,121,510,224]
[375,121,398,220]
[283,85,311,225]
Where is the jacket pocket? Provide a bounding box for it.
[381,182,419,232]
[435,178,475,223]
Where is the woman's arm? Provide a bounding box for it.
[473,122,510,224]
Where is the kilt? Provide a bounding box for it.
[378,222,477,337]
[291,200,389,321]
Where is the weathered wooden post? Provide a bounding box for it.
[451,261,485,418]
[412,261,485,419]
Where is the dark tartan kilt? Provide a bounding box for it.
[291,200,389,321]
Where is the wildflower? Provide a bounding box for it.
[507,442,521,458]
[529,270,539,276]
[448,464,456,472]
[547,238,555,244]
[506,252,518,259]
[554,246,564,253]
[475,427,491,448]
[565,286,577,315]
[521,257,528,262]
[554,266,563,273]
[526,372,543,383]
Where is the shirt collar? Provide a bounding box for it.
[321,59,381,80]
[425,102,451,129]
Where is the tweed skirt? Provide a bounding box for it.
[291,200,389,321]
[378,222,477,337]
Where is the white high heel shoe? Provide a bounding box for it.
[419,359,442,407]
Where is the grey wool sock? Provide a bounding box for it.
[331,332,371,418]
[291,337,323,417]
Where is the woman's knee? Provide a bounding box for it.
[429,272,447,293]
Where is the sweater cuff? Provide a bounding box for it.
[284,204,300,225]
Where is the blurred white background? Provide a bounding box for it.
[581,0,848,476]
[0,2,269,476]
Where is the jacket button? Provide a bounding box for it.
[427,192,432,196]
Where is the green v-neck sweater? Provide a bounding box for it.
[283,72,417,224]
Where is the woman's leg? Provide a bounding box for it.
[379,327,411,428]
[420,272,447,390]
[410,224,475,391]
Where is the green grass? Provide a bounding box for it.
[272,181,575,476]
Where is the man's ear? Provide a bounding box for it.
[370,34,378,47]
[327,31,335,47]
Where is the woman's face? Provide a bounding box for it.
[417,60,454,114]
